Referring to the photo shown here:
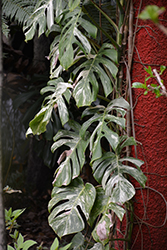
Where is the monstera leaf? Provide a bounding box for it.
[89,188,125,245]
[69,232,85,250]
[80,97,129,162]
[59,6,97,69]
[51,121,90,187]
[40,78,72,126]
[89,187,125,226]
[24,0,55,41]
[92,141,147,203]
[48,35,63,79]
[73,43,118,107]
[29,78,71,134]
[48,177,96,238]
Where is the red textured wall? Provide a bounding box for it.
[131,0,167,249]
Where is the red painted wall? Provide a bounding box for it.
[131,0,167,249]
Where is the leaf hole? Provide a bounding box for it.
[77,205,87,224]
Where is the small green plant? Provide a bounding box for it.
[5,208,37,250]
[7,230,37,250]
[49,238,71,250]
[5,207,72,250]
[132,65,167,97]
[5,208,26,233]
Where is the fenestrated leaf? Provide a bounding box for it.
[107,175,135,203]
[73,43,118,107]
[92,152,116,184]
[24,0,55,41]
[40,78,72,126]
[92,150,146,204]
[118,164,147,187]
[117,136,137,155]
[48,178,96,238]
[106,97,130,111]
[89,187,125,228]
[59,7,96,69]
[80,98,128,162]
[119,157,144,168]
[51,123,90,186]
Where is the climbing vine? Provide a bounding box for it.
[5,0,167,249]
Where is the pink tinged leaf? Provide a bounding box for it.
[107,214,113,228]
[54,103,58,111]
[54,54,59,67]
[96,221,107,241]
[57,149,73,165]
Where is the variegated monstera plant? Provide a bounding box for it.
[2,0,147,249]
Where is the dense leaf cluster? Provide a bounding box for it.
[3,0,147,249]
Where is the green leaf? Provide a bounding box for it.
[17,233,24,247]
[40,78,72,126]
[7,246,14,250]
[69,232,85,250]
[160,65,166,75]
[51,124,90,186]
[106,97,130,111]
[73,43,118,107]
[80,98,128,162]
[118,165,147,187]
[81,115,119,162]
[12,208,26,221]
[50,238,59,250]
[119,156,144,168]
[92,151,146,203]
[89,187,125,227]
[29,105,53,135]
[132,82,147,89]
[105,175,135,203]
[22,240,37,250]
[59,243,72,250]
[48,178,96,238]
[69,0,80,11]
[139,5,165,23]
[2,0,35,26]
[24,0,55,41]
[144,66,153,76]
[108,202,125,221]
[47,0,54,30]
[92,213,112,245]
[24,23,36,42]
[117,136,136,154]
[59,7,95,69]
[89,243,104,250]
